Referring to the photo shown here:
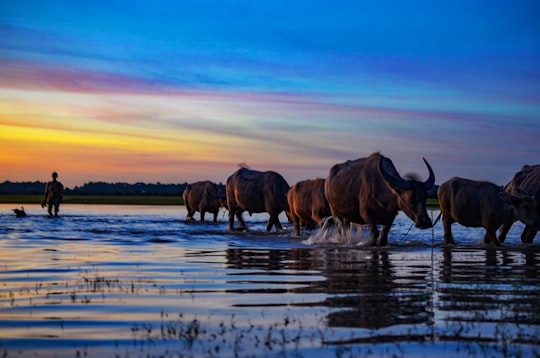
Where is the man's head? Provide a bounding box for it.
[52,172,58,179]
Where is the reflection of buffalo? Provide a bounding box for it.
[439,247,540,328]
[438,177,540,245]
[226,248,289,271]
[226,167,289,231]
[325,152,435,246]
[183,181,225,222]
[318,250,432,330]
[499,164,540,244]
[287,178,330,236]
[225,247,433,330]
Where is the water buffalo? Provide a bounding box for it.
[183,181,225,222]
[287,178,331,236]
[226,167,290,231]
[325,152,435,246]
[438,177,540,246]
[499,164,540,244]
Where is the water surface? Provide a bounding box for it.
[0,204,539,357]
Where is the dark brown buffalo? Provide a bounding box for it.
[438,177,540,246]
[183,180,225,222]
[499,164,540,243]
[325,152,435,246]
[226,167,290,231]
[287,178,331,236]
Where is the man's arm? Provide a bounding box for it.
[42,182,50,207]
[59,182,64,201]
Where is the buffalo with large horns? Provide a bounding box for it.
[325,152,435,246]
[226,167,290,232]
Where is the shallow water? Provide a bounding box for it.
[0,204,539,357]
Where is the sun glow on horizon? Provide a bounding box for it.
[1,88,341,186]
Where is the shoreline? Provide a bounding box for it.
[0,195,440,208]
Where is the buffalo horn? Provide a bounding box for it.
[422,158,435,190]
[379,156,410,190]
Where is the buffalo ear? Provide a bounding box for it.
[516,188,529,196]
[499,192,521,207]
[515,188,537,203]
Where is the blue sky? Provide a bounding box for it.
[1,1,539,187]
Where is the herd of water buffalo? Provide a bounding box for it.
[183,152,540,246]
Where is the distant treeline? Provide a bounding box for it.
[0,181,225,196]
[0,180,436,199]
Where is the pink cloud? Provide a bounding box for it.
[0,59,167,94]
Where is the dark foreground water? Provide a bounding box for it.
[0,204,539,358]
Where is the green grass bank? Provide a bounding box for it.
[0,195,183,206]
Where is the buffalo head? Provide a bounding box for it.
[499,191,540,228]
[379,157,435,229]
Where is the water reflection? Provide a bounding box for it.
[440,247,540,285]
[225,247,434,330]
[2,205,539,357]
[321,250,432,330]
[224,245,540,352]
[438,247,540,346]
[226,248,290,271]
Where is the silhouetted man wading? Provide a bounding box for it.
[42,172,64,217]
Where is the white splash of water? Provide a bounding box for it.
[302,217,372,246]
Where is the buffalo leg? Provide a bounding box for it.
[200,210,206,222]
[442,217,455,245]
[229,208,246,231]
[298,219,305,232]
[485,229,501,246]
[228,209,235,230]
[378,225,392,246]
[294,223,301,236]
[305,221,316,231]
[290,213,301,236]
[293,218,301,236]
[366,223,380,246]
[186,205,195,220]
[498,221,513,243]
[236,211,247,230]
[521,225,538,244]
[267,214,282,232]
[213,211,218,222]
